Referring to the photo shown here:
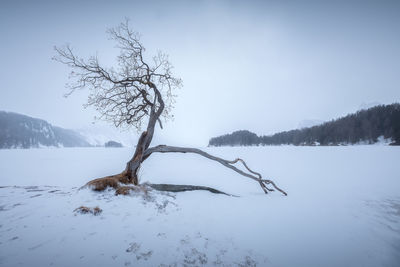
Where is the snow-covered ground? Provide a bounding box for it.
[0,146,399,266]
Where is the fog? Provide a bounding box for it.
[1,0,400,146]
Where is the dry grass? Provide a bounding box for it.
[115,185,150,196]
[86,177,119,191]
[74,206,103,216]
[115,186,137,195]
[92,207,102,215]
[84,171,151,198]
[85,172,131,191]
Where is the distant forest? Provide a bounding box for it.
[209,103,400,146]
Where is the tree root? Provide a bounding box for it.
[85,178,235,197]
[84,145,287,197]
[145,183,235,196]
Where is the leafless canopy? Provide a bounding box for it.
[53,19,182,131]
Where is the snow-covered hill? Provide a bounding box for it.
[0,111,90,149]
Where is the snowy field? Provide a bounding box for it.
[0,146,399,266]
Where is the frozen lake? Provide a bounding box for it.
[0,146,399,266]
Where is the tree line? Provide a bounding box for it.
[209,103,400,146]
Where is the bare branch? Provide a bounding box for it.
[144,145,288,196]
[53,20,182,131]
[157,118,163,129]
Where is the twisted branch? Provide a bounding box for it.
[144,145,287,196]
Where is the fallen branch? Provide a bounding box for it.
[144,145,287,196]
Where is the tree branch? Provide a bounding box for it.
[53,20,181,132]
[144,145,287,196]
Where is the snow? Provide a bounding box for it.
[355,135,394,145]
[0,146,399,266]
[77,125,137,147]
[359,102,382,110]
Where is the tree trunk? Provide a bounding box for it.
[124,131,148,185]
[86,140,287,196]
[85,85,286,196]
[124,85,162,184]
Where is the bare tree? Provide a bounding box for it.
[54,20,287,196]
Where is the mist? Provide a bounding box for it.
[1,0,399,146]
[1,1,400,266]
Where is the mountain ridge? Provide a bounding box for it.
[0,111,91,149]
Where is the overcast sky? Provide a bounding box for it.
[1,0,399,146]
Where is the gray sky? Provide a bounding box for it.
[1,0,399,146]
